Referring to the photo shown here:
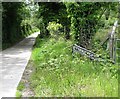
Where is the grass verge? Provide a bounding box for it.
[30,36,118,97]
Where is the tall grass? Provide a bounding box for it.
[30,36,118,97]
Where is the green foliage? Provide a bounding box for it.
[65,3,98,47]
[64,2,118,48]
[2,2,119,96]
[30,36,118,97]
[20,19,32,36]
[35,17,46,38]
[16,90,22,97]
[35,2,70,39]
[20,2,118,97]
[2,2,23,43]
[35,2,62,36]
[34,2,118,48]
[2,2,34,50]
[17,82,25,91]
[47,21,62,36]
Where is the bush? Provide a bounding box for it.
[47,21,63,36]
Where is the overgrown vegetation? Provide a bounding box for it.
[30,36,118,97]
[29,2,118,97]
[12,2,119,97]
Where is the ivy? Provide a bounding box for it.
[65,2,118,48]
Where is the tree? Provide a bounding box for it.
[2,2,32,47]
[36,2,62,37]
[35,2,70,39]
[65,2,117,48]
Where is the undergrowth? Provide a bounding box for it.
[30,36,118,97]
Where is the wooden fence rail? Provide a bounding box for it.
[72,44,102,61]
[72,20,118,63]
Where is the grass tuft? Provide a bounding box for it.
[30,36,118,97]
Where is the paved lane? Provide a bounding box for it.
[0,32,39,98]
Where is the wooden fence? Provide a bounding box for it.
[72,20,118,63]
[72,44,103,61]
[100,20,118,63]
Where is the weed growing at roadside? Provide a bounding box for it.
[30,36,118,97]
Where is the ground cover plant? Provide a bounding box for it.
[16,2,119,97]
[30,36,118,97]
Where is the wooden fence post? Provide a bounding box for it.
[118,2,120,64]
[109,20,118,62]
[118,2,120,99]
